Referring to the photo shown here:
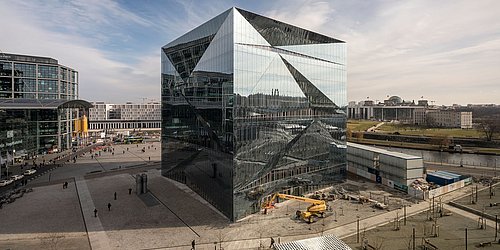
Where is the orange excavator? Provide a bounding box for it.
[262,193,328,223]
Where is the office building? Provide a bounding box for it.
[161,8,347,220]
[426,110,472,129]
[88,101,161,134]
[347,142,424,192]
[0,53,91,158]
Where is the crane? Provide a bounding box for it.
[262,193,328,223]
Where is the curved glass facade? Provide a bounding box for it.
[161,8,347,221]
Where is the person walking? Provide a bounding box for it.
[128,188,132,195]
[191,240,196,250]
[94,208,98,217]
[270,237,275,248]
[107,203,112,211]
[114,192,117,200]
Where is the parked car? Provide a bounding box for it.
[10,175,24,181]
[23,169,37,176]
[0,179,14,186]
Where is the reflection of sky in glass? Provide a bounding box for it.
[161,8,347,221]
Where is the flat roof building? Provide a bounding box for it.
[347,142,424,192]
[88,101,161,134]
[161,8,347,220]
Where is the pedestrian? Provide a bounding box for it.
[65,181,68,189]
[62,182,66,189]
[191,239,196,250]
[123,150,125,154]
[114,192,117,200]
[270,237,275,248]
[149,156,151,161]
[94,208,98,217]
[128,188,132,195]
[107,203,111,211]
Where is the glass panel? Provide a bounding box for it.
[38,93,58,99]
[14,93,36,99]
[14,63,36,77]
[161,10,234,219]
[0,77,12,91]
[232,14,346,220]
[14,78,36,92]
[38,80,58,93]
[38,65,58,79]
[59,67,67,80]
[0,61,12,76]
[237,8,344,46]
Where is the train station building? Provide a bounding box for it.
[0,53,91,161]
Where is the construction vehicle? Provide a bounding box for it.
[262,193,327,223]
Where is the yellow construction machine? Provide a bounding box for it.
[262,193,327,223]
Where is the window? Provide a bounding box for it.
[38,65,58,79]
[0,61,12,76]
[14,63,36,77]
[37,80,58,93]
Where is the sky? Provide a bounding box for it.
[1,0,499,105]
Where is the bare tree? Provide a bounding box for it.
[430,135,451,150]
[478,117,500,141]
[425,116,437,128]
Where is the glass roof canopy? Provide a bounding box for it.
[0,98,93,110]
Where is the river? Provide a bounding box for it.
[373,145,500,168]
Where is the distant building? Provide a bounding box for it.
[0,53,91,157]
[348,96,473,128]
[426,110,472,129]
[88,101,161,133]
[347,96,426,123]
[347,142,424,192]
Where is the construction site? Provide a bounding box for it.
[1,141,499,249]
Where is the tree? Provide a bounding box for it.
[430,135,451,150]
[425,116,437,128]
[479,117,500,141]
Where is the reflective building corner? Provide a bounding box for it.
[161,7,347,221]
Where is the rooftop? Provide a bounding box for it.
[347,142,422,160]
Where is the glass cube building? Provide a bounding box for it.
[161,7,347,221]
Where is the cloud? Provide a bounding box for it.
[265,1,334,32]
[1,0,499,105]
[0,0,160,102]
[262,0,500,105]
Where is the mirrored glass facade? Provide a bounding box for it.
[161,8,347,221]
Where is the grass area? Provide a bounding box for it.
[347,120,380,132]
[377,123,489,139]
